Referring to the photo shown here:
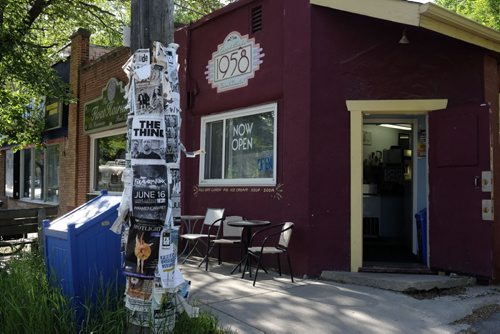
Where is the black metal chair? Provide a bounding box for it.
[243,222,294,286]
[180,208,224,264]
[201,215,244,271]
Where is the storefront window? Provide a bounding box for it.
[20,145,59,203]
[92,132,127,192]
[200,103,277,186]
[22,149,32,198]
[34,148,43,200]
[5,150,14,197]
[46,145,59,202]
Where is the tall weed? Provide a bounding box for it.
[0,253,75,333]
[0,253,233,333]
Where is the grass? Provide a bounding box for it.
[0,252,233,333]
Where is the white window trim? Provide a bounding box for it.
[199,102,277,187]
[89,127,127,194]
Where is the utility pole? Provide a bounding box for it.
[131,0,174,51]
[125,1,186,333]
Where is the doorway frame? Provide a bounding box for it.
[346,99,448,272]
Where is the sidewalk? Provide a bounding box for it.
[180,261,500,333]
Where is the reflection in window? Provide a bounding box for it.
[23,149,32,198]
[94,133,127,192]
[21,145,59,203]
[204,120,223,179]
[201,103,277,186]
[5,150,14,197]
[224,112,274,179]
[46,145,59,202]
[34,148,43,200]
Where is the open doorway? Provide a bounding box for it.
[347,99,446,272]
[361,118,426,271]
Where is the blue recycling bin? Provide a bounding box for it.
[43,191,123,315]
[415,208,427,266]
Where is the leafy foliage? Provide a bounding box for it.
[174,0,227,24]
[435,0,500,31]
[0,0,130,150]
[0,0,237,150]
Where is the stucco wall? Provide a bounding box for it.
[177,0,314,274]
[310,6,494,276]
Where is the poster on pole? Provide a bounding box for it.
[125,276,153,312]
[131,115,166,164]
[165,113,180,165]
[124,216,162,278]
[135,81,163,115]
[132,164,168,221]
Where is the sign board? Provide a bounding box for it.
[84,78,128,133]
[45,101,62,130]
[206,31,264,93]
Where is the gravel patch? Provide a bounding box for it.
[404,286,466,300]
[452,303,500,334]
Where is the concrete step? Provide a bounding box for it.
[320,271,476,292]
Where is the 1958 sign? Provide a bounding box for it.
[206,31,264,93]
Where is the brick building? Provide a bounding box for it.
[0,29,129,214]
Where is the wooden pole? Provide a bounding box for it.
[131,0,174,52]
[127,1,175,333]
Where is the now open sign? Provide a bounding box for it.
[231,122,254,151]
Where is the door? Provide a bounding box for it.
[428,104,492,277]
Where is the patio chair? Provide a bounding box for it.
[180,208,225,264]
[201,215,244,271]
[244,222,294,286]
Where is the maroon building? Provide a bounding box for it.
[174,0,500,280]
[1,0,499,282]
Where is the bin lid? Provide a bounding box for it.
[48,195,122,232]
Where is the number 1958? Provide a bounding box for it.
[215,45,252,82]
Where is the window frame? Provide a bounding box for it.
[199,102,277,187]
[89,127,127,194]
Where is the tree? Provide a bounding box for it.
[0,0,129,150]
[0,0,234,150]
[174,0,227,24]
[434,0,500,31]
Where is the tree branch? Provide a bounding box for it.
[78,1,116,18]
[77,1,121,32]
[26,0,54,30]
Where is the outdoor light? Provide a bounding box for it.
[399,29,410,44]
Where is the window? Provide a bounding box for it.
[20,145,60,203]
[45,99,62,130]
[46,145,59,202]
[90,129,127,193]
[5,150,14,197]
[200,103,277,186]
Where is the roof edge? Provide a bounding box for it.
[419,3,500,53]
[310,0,420,26]
[310,0,500,53]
